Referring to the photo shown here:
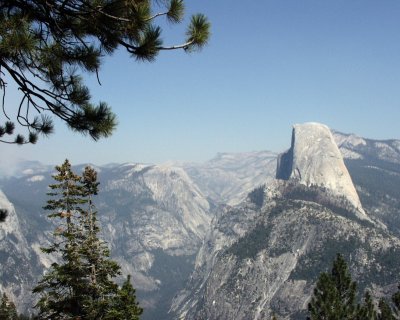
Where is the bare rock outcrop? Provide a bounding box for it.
[276,122,366,218]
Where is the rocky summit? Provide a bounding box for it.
[276,122,366,218]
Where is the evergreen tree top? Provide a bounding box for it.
[308,253,357,320]
[0,0,210,144]
[0,293,19,320]
[0,209,8,222]
[33,160,141,319]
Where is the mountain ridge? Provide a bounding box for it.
[1,124,400,318]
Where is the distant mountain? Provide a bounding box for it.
[172,123,400,320]
[333,131,400,164]
[183,151,277,205]
[0,160,53,178]
[333,131,400,237]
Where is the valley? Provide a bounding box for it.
[1,123,400,319]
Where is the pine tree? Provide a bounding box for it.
[79,166,121,319]
[307,253,357,320]
[0,209,7,223]
[0,293,18,320]
[0,0,210,144]
[355,291,377,320]
[270,312,278,320]
[330,253,357,317]
[33,160,142,319]
[33,159,88,318]
[377,298,396,320]
[104,275,143,320]
[392,284,400,318]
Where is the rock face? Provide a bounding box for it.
[277,123,366,217]
[0,190,41,314]
[172,196,400,320]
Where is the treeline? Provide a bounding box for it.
[1,160,142,319]
[248,180,365,221]
[280,182,369,223]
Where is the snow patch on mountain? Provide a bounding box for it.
[333,131,400,164]
[339,148,363,159]
[334,131,367,148]
[26,175,45,182]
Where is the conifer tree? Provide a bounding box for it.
[0,209,7,222]
[104,275,143,320]
[33,160,142,319]
[355,291,377,320]
[307,253,357,320]
[33,159,88,318]
[0,293,18,320]
[377,298,396,320]
[0,0,210,144]
[392,284,400,318]
[270,312,278,320]
[79,166,121,319]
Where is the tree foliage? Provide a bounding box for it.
[377,298,396,320]
[0,293,18,320]
[33,160,141,319]
[355,291,377,320]
[0,0,210,144]
[307,254,400,319]
[307,253,357,320]
[270,313,278,320]
[375,284,400,320]
[104,275,143,320]
[0,209,7,222]
[392,285,400,318]
[248,185,265,208]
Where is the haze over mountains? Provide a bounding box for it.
[1,123,400,319]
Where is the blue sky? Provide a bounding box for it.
[2,0,400,172]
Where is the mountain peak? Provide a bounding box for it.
[276,122,367,218]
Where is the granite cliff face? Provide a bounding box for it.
[277,123,366,218]
[0,190,41,313]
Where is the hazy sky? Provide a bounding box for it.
[2,0,400,172]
